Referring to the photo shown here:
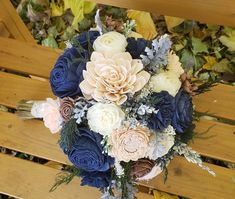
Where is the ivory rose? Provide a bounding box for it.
[109,126,151,162]
[41,98,63,134]
[87,103,125,136]
[167,51,184,77]
[93,31,127,53]
[79,52,150,105]
[149,71,181,97]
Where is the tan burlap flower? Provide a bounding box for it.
[79,52,150,105]
[109,125,151,162]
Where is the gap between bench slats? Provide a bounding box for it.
[1,111,235,165]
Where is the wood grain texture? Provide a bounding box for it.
[193,83,235,121]
[0,111,70,165]
[0,111,235,167]
[89,0,235,27]
[139,156,235,199]
[0,20,11,38]
[192,119,235,163]
[0,153,154,199]
[0,0,35,42]
[1,70,235,122]
[1,153,234,199]
[0,72,53,108]
[0,153,101,199]
[0,37,61,78]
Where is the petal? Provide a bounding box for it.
[133,71,150,92]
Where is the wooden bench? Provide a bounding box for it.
[0,1,235,199]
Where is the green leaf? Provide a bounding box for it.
[47,26,59,37]
[180,49,195,71]
[212,59,233,73]
[191,37,208,54]
[42,36,58,48]
[171,20,196,34]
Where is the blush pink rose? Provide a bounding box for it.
[41,98,63,133]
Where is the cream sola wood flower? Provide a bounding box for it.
[149,52,184,97]
[79,51,150,105]
[108,125,151,162]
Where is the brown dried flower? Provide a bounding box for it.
[131,158,155,179]
[59,97,75,122]
[105,16,124,32]
[180,73,198,95]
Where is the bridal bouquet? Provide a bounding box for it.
[17,23,215,198]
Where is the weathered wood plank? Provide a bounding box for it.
[1,153,234,199]
[0,111,69,165]
[1,70,235,123]
[0,37,61,78]
[0,0,35,42]
[139,156,235,199]
[1,110,235,165]
[193,83,235,121]
[89,0,235,27]
[0,153,154,199]
[0,20,11,38]
[192,119,235,164]
[0,72,53,108]
[0,153,101,199]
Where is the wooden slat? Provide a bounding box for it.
[0,153,101,199]
[0,0,35,42]
[0,72,235,163]
[0,111,69,165]
[139,156,235,199]
[192,119,235,163]
[193,84,235,121]
[0,20,11,38]
[1,38,235,121]
[0,37,61,78]
[89,0,235,27]
[1,70,235,124]
[0,72,53,108]
[1,154,235,199]
[1,111,235,167]
[0,153,154,199]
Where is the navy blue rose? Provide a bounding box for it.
[126,37,147,59]
[72,31,100,50]
[50,47,88,98]
[80,170,111,188]
[148,91,175,131]
[172,90,193,133]
[67,128,114,172]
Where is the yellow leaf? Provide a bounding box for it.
[63,0,96,30]
[153,190,179,199]
[50,0,63,17]
[84,1,96,14]
[164,16,184,32]
[127,31,143,39]
[219,30,235,51]
[127,10,157,40]
[202,56,217,70]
